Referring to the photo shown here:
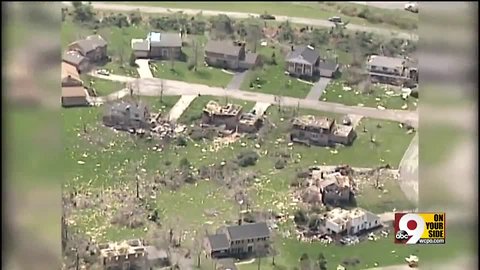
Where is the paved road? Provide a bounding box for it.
[397,133,419,205]
[227,70,250,90]
[90,74,419,126]
[305,78,331,100]
[62,2,417,41]
[349,2,410,10]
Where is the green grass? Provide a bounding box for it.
[321,80,418,110]
[64,99,415,265]
[151,61,233,88]
[126,2,418,31]
[81,75,126,96]
[241,46,312,98]
[177,95,255,124]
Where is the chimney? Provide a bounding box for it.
[290,45,294,51]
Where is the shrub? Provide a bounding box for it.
[293,209,308,225]
[179,157,190,168]
[236,151,259,167]
[340,6,359,17]
[274,159,286,170]
[176,136,188,146]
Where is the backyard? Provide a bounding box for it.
[80,75,125,96]
[321,80,418,110]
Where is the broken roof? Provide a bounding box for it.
[63,51,87,66]
[69,35,107,55]
[203,100,243,116]
[106,101,149,121]
[226,222,270,241]
[367,55,406,69]
[99,239,145,258]
[132,38,150,51]
[333,124,354,138]
[144,246,168,260]
[205,40,242,57]
[239,112,262,126]
[292,115,335,130]
[148,32,182,47]
[207,234,230,251]
[286,45,320,65]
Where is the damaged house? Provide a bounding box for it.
[98,239,170,270]
[102,101,151,131]
[324,208,381,236]
[290,115,357,147]
[366,55,418,86]
[201,100,263,133]
[203,222,270,259]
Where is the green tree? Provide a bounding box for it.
[317,253,327,270]
[72,2,95,23]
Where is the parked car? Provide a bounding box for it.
[97,69,110,76]
[328,16,342,24]
[260,13,276,20]
[340,235,359,246]
[404,2,418,13]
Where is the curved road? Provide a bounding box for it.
[90,72,419,126]
[62,2,417,41]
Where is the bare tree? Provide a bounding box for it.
[159,80,165,103]
[169,48,175,71]
[193,230,204,268]
[274,96,282,112]
[246,23,262,53]
[193,39,199,71]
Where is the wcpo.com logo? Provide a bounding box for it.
[394,212,446,245]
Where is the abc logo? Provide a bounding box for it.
[396,213,425,244]
[395,230,409,240]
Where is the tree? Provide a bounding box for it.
[210,14,234,39]
[317,253,327,270]
[192,39,199,71]
[72,2,95,23]
[271,51,277,65]
[129,9,142,25]
[169,48,176,71]
[246,23,262,53]
[300,253,311,270]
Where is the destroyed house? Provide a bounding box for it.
[290,115,356,146]
[238,112,263,133]
[201,100,243,130]
[98,239,147,270]
[204,222,270,259]
[103,101,151,131]
[366,55,418,86]
[324,208,381,236]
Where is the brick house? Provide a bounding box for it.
[290,115,357,147]
[204,40,260,70]
[285,45,340,79]
[204,222,270,259]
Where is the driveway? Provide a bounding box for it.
[166,95,197,122]
[135,59,153,79]
[64,2,417,41]
[226,70,250,90]
[305,78,331,100]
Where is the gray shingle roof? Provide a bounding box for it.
[286,46,320,65]
[367,55,405,69]
[63,51,86,66]
[150,33,182,48]
[364,211,380,224]
[319,61,339,77]
[71,35,107,55]
[226,222,270,241]
[207,234,230,251]
[205,40,242,57]
[243,52,259,65]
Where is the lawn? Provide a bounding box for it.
[241,46,312,98]
[150,35,233,87]
[126,2,418,31]
[64,98,416,267]
[177,95,256,124]
[321,80,418,110]
[151,61,233,88]
[80,75,126,96]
